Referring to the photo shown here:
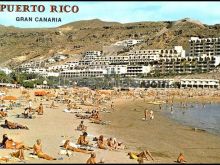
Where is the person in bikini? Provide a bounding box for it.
[3,120,28,130]
[77,132,89,146]
[1,134,31,150]
[77,121,87,132]
[33,139,56,160]
[97,135,108,150]
[62,140,91,154]
[37,103,44,115]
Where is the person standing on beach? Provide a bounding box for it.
[144,109,148,120]
[37,103,44,115]
[149,110,154,120]
[170,104,174,114]
[28,100,32,109]
[159,104,162,110]
[111,102,114,110]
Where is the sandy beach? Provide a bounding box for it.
[0,87,220,163]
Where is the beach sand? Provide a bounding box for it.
[0,88,220,163]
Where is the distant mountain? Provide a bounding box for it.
[1,18,220,67]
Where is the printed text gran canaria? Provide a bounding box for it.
[0,4,79,13]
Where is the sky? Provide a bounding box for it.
[0,1,220,28]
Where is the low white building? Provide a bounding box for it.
[134,78,175,88]
[84,51,102,60]
[125,39,143,46]
[60,69,107,78]
[0,67,12,75]
[180,79,219,88]
[114,39,143,47]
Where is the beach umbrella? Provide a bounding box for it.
[34,90,47,96]
[2,96,17,100]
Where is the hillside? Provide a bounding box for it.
[1,18,220,68]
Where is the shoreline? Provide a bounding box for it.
[99,97,220,163]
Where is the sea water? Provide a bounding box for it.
[163,103,220,135]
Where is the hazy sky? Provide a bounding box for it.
[0,1,219,28]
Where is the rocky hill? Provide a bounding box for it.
[1,18,220,68]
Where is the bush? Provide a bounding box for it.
[22,81,35,88]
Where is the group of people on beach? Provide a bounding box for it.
[0,87,190,164]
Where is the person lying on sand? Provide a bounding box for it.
[90,119,111,125]
[10,148,25,160]
[36,103,44,115]
[86,152,97,164]
[62,140,91,154]
[33,139,56,160]
[128,150,154,161]
[75,114,91,119]
[2,120,29,130]
[0,109,7,117]
[1,134,31,150]
[77,121,87,132]
[177,153,186,163]
[0,157,9,162]
[77,132,89,146]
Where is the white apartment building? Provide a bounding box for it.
[84,51,102,60]
[47,58,56,64]
[48,65,69,72]
[189,37,220,57]
[114,39,143,47]
[180,79,219,88]
[65,61,79,69]
[129,46,185,59]
[60,69,107,78]
[53,54,68,61]
[92,56,130,65]
[0,67,12,75]
[20,60,46,69]
[106,65,127,75]
[125,39,143,46]
[23,68,59,77]
[126,65,151,77]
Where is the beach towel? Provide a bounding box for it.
[59,149,72,156]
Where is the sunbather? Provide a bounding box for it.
[77,121,87,132]
[177,153,186,163]
[33,139,56,160]
[97,135,108,150]
[77,132,89,146]
[128,150,154,161]
[86,152,97,164]
[0,109,7,117]
[10,148,25,160]
[107,137,118,150]
[2,120,28,130]
[62,140,91,154]
[0,157,9,162]
[1,134,31,150]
